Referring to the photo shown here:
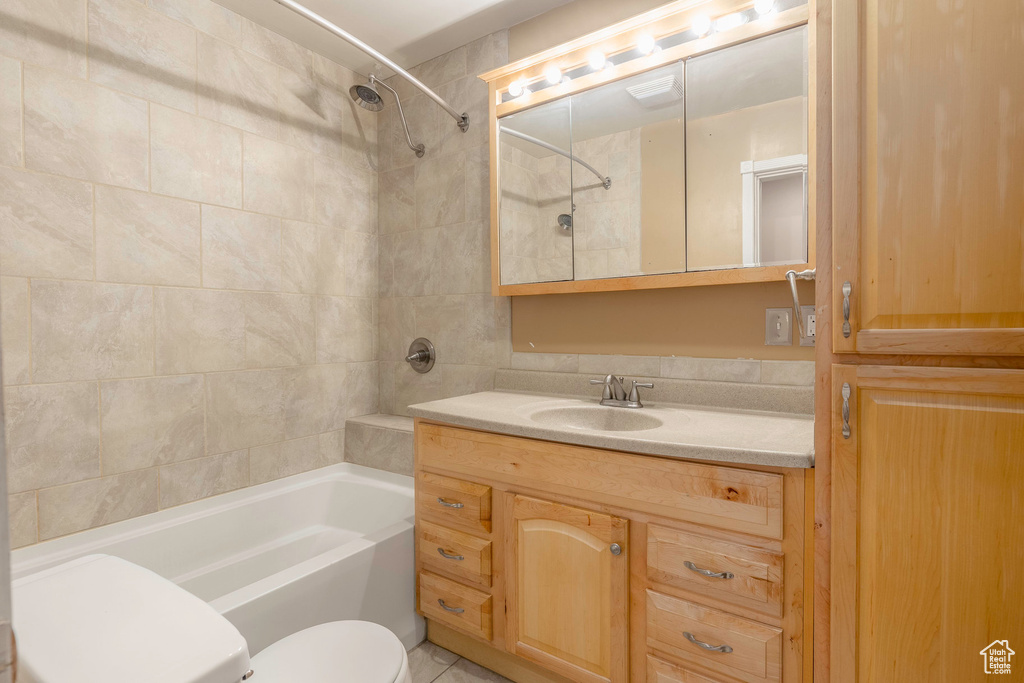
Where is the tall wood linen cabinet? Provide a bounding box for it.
[825,1,1024,682]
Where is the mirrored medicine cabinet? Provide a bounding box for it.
[481,1,813,295]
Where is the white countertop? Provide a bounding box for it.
[409,391,814,469]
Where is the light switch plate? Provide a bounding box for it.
[800,305,816,346]
[766,308,793,345]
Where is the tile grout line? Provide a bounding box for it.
[423,651,460,683]
[26,277,32,384]
[33,490,39,545]
[426,655,461,683]
[92,184,97,281]
[96,380,103,478]
[19,60,25,168]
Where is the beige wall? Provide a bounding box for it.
[687,97,807,269]
[0,0,380,547]
[508,4,813,361]
[512,281,815,361]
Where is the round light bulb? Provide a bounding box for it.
[508,80,524,97]
[754,0,775,15]
[637,34,657,55]
[716,12,746,32]
[692,14,712,36]
[588,50,606,70]
[544,65,562,85]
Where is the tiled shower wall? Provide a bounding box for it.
[377,32,513,416]
[0,0,380,547]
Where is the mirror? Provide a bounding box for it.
[570,62,686,280]
[494,25,809,288]
[498,99,574,285]
[685,26,808,271]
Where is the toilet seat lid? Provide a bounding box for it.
[12,555,250,683]
[250,621,406,683]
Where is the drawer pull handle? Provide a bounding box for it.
[683,631,733,654]
[684,561,735,580]
[437,547,464,561]
[438,599,464,614]
[436,497,464,509]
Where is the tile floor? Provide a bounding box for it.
[409,641,512,683]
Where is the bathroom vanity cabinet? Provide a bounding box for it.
[413,421,812,683]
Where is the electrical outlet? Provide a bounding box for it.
[766,308,793,345]
[800,305,816,346]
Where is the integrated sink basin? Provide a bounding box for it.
[527,405,665,432]
[408,391,815,468]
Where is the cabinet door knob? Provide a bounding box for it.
[684,561,735,579]
[437,547,464,561]
[683,631,733,653]
[436,497,464,509]
[609,543,622,555]
[438,599,464,614]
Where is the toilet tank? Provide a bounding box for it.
[13,555,251,683]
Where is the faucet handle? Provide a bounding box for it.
[628,380,654,403]
[590,376,614,400]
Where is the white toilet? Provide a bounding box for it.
[12,554,413,683]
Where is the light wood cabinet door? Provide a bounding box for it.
[506,494,629,683]
[831,366,1024,683]
[833,0,1024,355]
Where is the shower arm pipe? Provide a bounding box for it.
[499,127,611,190]
[269,0,469,132]
[371,76,424,157]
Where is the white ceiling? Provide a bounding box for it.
[212,0,574,76]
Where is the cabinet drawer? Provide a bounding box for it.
[418,423,784,539]
[647,591,782,683]
[647,525,784,618]
[417,520,492,587]
[419,571,493,641]
[647,655,728,683]
[417,471,492,534]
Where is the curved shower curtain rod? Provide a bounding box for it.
[499,126,612,190]
[269,0,470,132]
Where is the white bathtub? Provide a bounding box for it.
[11,463,425,655]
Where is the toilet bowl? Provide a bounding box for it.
[252,621,412,683]
[12,555,412,683]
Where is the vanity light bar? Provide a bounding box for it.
[502,0,805,103]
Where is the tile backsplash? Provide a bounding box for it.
[0,0,379,547]
[511,352,815,387]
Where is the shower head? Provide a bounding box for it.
[351,76,425,157]
[350,82,384,112]
[557,214,573,231]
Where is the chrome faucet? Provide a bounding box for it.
[589,375,654,409]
